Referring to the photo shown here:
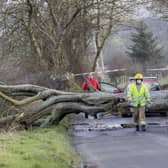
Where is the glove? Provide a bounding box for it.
[129,102,134,107]
[146,102,151,109]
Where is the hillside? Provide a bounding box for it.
[103,18,168,68]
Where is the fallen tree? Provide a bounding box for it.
[118,91,168,116]
[0,84,122,129]
[0,84,168,129]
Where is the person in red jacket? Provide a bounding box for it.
[82,74,101,92]
[82,74,101,119]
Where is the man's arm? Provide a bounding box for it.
[127,85,133,102]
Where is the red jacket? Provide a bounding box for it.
[82,77,101,91]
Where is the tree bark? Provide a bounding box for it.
[0,84,121,128]
[0,83,168,129]
[118,91,168,115]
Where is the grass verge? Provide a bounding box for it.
[0,125,80,168]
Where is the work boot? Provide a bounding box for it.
[141,125,146,131]
[136,125,139,131]
[94,114,98,119]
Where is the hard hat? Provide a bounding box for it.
[134,73,143,79]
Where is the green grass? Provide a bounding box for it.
[0,126,80,168]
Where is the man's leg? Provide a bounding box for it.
[139,107,146,131]
[85,113,88,118]
[132,108,139,131]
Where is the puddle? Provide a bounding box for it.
[72,116,168,132]
[72,120,125,132]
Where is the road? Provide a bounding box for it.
[71,116,168,168]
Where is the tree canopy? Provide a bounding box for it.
[0,0,145,78]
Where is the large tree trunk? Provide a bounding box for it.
[118,91,168,116]
[0,84,121,129]
[0,83,168,129]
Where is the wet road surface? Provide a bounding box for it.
[71,116,168,168]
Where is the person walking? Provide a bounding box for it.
[127,73,151,131]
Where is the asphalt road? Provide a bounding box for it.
[72,117,168,168]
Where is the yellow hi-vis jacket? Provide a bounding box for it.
[127,83,151,107]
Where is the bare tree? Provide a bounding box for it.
[149,0,168,19]
[0,0,94,75]
[0,0,149,80]
[0,83,166,129]
[91,0,143,71]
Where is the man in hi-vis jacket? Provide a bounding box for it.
[127,73,151,131]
